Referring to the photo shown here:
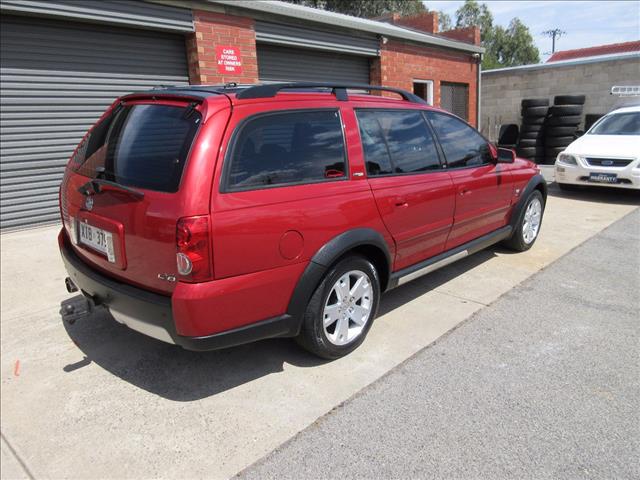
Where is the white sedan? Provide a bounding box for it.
[555,105,640,190]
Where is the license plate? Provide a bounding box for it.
[79,222,115,262]
[589,172,618,184]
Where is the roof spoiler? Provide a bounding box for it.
[235,82,427,104]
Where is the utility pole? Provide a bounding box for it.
[542,29,566,53]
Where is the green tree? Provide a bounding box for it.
[490,19,540,68]
[284,0,425,17]
[438,11,452,31]
[454,0,494,43]
[436,0,540,69]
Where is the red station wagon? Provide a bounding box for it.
[59,83,546,359]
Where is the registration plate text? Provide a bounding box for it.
[79,222,115,262]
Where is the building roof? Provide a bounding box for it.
[547,40,640,62]
[483,50,640,75]
[208,0,484,54]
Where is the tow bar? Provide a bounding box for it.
[60,277,99,325]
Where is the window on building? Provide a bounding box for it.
[226,110,346,191]
[356,110,441,176]
[440,81,469,121]
[427,111,492,169]
[413,80,434,105]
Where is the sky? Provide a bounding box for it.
[424,0,640,61]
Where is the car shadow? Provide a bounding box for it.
[546,182,640,205]
[61,248,498,402]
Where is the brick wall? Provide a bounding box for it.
[392,12,439,34]
[185,9,478,126]
[440,26,481,46]
[186,9,258,84]
[377,40,479,126]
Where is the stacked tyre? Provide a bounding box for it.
[517,98,549,164]
[544,94,585,164]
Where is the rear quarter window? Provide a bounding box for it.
[224,110,347,191]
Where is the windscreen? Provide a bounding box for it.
[75,103,201,192]
[589,112,640,136]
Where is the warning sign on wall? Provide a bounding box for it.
[216,46,243,74]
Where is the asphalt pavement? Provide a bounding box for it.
[239,208,640,480]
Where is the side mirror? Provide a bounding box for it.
[496,147,516,163]
[573,130,584,139]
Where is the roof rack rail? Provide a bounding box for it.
[235,82,427,104]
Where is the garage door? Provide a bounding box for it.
[0,15,189,230]
[257,44,370,84]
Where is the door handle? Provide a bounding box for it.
[394,196,409,208]
[459,188,472,196]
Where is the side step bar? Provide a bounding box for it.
[388,226,512,289]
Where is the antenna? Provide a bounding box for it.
[542,28,566,54]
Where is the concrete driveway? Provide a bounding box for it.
[1,185,638,479]
[240,208,640,480]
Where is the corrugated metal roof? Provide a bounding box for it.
[547,41,640,62]
[208,0,484,54]
[482,51,640,75]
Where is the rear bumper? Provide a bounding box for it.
[59,231,297,351]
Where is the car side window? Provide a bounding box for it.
[356,110,441,176]
[427,111,492,168]
[226,110,346,191]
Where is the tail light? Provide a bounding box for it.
[176,216,212,282]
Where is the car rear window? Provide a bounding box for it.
[75,103,201,193]
[224,110,347,191]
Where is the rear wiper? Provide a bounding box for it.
[78,178,144,200]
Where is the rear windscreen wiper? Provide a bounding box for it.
[78,178,144,200]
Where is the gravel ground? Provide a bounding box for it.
[240,208,640,480]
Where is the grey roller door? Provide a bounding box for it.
[0,15,189,230]
[257,44,370,84]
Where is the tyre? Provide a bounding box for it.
[521,106,549,117]
[547,115,582,126]
[549,105,583,116]
[521,98,549,107]
[518,138,543,148]
[520,124,543,133]
[503,190,545,252]
[519,131,544,140]
[545,147,565,159]
[296,255,380,359]
[554,94,586,105]
[522,115,546,125]
[545,136,574,147]
[546,126,577,136]
[517,146,544,157]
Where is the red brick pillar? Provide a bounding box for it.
[185,10,259,85]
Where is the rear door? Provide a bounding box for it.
[426,111,513,249]
[355,109,456,270]
[61,95,230,294]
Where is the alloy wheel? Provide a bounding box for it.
[322,270,373,346]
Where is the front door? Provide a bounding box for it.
[427,111,513,249]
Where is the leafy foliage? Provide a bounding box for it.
[286,0,539,70]
[449,0,539,69]
[438,11,452,31]
[284,0,425,17]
